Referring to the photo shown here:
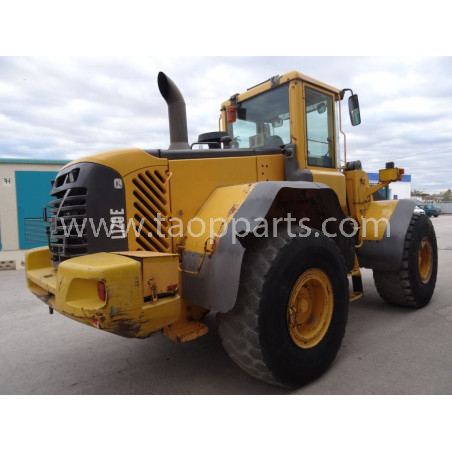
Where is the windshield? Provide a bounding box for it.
[226,84,290,149]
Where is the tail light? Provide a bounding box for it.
[97,281,106,301]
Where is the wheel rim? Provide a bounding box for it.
[418,237,433,284]
[287,269,334,349]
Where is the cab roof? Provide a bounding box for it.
[221,70,341,108]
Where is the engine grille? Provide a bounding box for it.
[131,168,172,252]
[47,187,88,260]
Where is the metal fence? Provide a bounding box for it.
[437,202,452,214]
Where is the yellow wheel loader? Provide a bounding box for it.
[25,70,438,388]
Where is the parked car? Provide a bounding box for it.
[418,203,441,217]
[414,205,426,215]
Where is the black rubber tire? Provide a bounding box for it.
[217,227,349,388]
[373,213,438,308]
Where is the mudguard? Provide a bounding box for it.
[357,198,416,271]
[180,180,353,312]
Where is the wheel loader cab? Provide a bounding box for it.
[223,73,341,171]
[221,73,347,208]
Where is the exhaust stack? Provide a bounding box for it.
[157,72,190,150]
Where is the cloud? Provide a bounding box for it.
[0,56,451,192]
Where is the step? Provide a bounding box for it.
[164,320,208,343]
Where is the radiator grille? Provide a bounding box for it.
[131,168,172,252]
[47,187,88,259]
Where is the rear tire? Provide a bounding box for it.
[217,227,349,388]
[373,213,437,308]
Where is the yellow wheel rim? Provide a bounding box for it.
[418,237,433,284]
[287,269,334,349]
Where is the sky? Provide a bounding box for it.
[1,56,451,193]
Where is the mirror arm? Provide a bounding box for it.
[340,88,354,100]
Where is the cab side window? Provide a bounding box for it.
[305,87,335,168]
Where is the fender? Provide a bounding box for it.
[357,198,416,271]
[181,181,354,312]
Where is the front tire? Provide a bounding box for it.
[217,228,349,388]
[373,213,438,308]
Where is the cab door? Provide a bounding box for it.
[303,83,346,208]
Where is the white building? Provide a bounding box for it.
[367,172,412,200]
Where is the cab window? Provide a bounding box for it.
[305,86,335,168]
[226,84,290,149]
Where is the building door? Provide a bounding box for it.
[15,171,57,249]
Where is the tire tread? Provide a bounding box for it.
[373,213,437,308]
[217,229,349,387]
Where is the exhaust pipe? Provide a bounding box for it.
[157,72,190,150]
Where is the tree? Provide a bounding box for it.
[411,189,429,198]
[442,189,452,202]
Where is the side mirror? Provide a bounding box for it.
[317,102,327,114]
[271,117,283,128]
[348,94,361,126]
